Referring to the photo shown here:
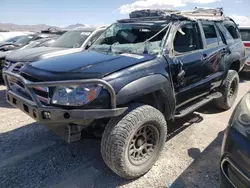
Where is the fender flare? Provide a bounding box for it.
[116,74,175,119]
[226,52,241,69]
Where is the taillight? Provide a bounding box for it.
[244,43,250,47]
[247,62,250,65]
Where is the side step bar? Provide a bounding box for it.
[174,92,222,119]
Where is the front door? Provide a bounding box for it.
[170,21,208,106]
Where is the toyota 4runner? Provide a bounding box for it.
[3,8,247,179]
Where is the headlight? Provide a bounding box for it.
[231,92,250,137]
[51,84,102,106]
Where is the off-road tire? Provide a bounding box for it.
[214,70,239,110]
[101,104,167,179]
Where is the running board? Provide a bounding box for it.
[174,92,222,119]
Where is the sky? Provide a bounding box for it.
[0,0,250,27]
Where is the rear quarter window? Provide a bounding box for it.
[216,23,234,44]
[223,22,240,39]
[239,29,250,41]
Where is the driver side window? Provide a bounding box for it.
[173,23,202,54]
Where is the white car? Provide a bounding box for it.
[239,26,250,71]
[0,31,33,43]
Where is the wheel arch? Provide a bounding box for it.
[116,74,176,120]
[226,52,241,72]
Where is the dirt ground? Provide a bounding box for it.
[0,73,249,188]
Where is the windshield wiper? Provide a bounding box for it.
[142,22,171,54]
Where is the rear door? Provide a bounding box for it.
[199,21,228,89]
[239,28,250,65]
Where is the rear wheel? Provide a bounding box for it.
[101,104,167,179]
[214,70,239,110]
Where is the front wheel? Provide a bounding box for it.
[101,104,167,179]
[214,70,239,110]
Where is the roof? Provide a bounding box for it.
[119,8,230,23]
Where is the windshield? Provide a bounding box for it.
[90,22,169,54]
[5,36,24,43]
[50,30,91,48]
[14,35,35,45]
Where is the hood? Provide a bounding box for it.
[5,47,83,62]
[26,50,155,79]
[0,51,12,59]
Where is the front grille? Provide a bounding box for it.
[4,60,24,73]
[13,64,24,73]
[4,60,11,69]
[10,72,50,105]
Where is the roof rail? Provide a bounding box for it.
[118,16,169,23]
[193,7,223,16]
[41,28,67,35]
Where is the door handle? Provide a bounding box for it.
[222,48,228,53]
[202,53,208,60]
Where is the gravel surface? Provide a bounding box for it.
[0,74,249,188]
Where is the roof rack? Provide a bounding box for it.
[120,8,226,23]
[181,7,224,20]
[41,28,67,35]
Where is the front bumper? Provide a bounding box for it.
[220,127,250,188]
[3,65,127,125]
[6,90,126,124]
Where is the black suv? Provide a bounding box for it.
[3,8,246,179]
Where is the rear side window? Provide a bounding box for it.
[216,23,234,44]
[202,23,219,46]
[239,29,250,41]
[223,21,240,40]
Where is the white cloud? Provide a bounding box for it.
[119,0,219,14]
[185,0,218,3]
[231,15,250,26]
[236,0,243,3]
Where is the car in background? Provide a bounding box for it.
[239,26,250,72]
[220,91,250,188]
[0,35,25,46]
[0,33,51,52]
[20,36,59,50]
[0,35,60,79]
[3,26,107,72]
[0,31,33,43]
